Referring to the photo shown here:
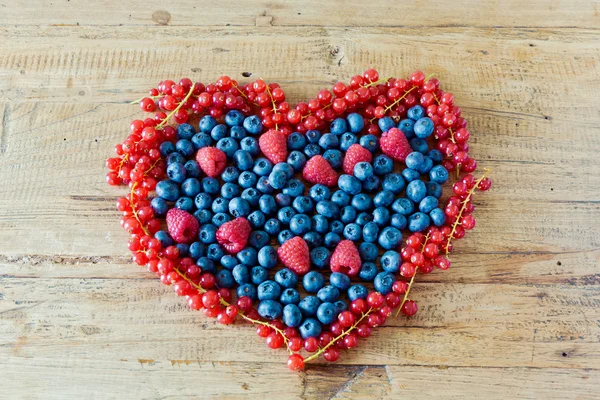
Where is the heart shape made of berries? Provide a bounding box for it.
[106,70,491,371]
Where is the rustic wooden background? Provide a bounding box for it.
[1,1,599,398]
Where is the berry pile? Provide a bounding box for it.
[105,70,491,371]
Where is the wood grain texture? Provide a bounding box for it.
[1,1,600,398]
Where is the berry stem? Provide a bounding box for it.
[264,84,279,131]
[363,77,391,88]
[156,86,195,129]
[370,73,434,123]
[394,234,429,318]
[129,95,161,105]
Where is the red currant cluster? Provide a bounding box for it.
[105,70,491,371]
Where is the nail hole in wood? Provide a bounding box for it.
[557,261,562,266]
[242,72,252,77]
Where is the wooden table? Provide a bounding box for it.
[1,1,599,398]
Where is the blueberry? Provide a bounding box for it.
[197,257,215,273]
[330,272,351,291]
[362,222,379,243]
[191,133,212,150]
[243,115,263,135]
[312,215,329,234]
[382,173,405,194]
[429,165,449,184]
[256,176,273,194]
[251,266,269,285]
[275,193,291,207]
[362,175,381,192]
[159,141,176,156]
[406,180,427,203]
[237,247,258,266]
[198,224,217,244]
[418,156,433,174]
[381,250,401,273]
[414,117,434,138]
[410,138,429,154]
[175,197,194,212]
[407,105,426,121]
[221,166,240,183]
[316,200,339,219]
[212,212,231,227]
[318,133,339,150]
[155,230,173,247]
[317,285,340,302]
[373,190,394,208]
[211,124,228,142]
[340,205,357,224]
[390,213,408,230]
[193,209,212,224]
[177,123,195,140]
[180,178,200,198]
[419,196,439,213]
[175,139,194,157]
[346,113,365,133]
[264,218,281,236]
[238,171,258,189]
[151,197,168,216]
[324,232,341,248]
[343,223,361,241]
[287,151,307,171]
[299,318,322,339]
[167,152,186,165]
[202,177,220,195]
[275,268,299,289]
[280,288,300,305]
[290,214,312,235]
[306,129,321,143]
[338,174,362,195]
[216,269,235,288]
[268,170,288,190]
[193,192,211,210]
[211,197,229,213]
[240,136,259,156]
[430,208,446,227]
[253,158,273,176]
[428,149,444,163]
[405,151,425,171]
[392,198,414,215]
[277,206,297,225]
[257,280,281,301]
[230,125,246,140]
[317,302,338,324]
[227,197,250,218]
[309,184,331,202]
[348,284,368,301]
[402,168,421,182]
[199,115,218,133]
[374,271,396,295]
[184,160,202,178]
[334,300,348,313]
[332,190,351,207]
[225,110,245,127]
[259,194,277,215]
[355,212,373,226]
[323,149,343,169]
[408,212,431,232]
[304,144,321,158]
[378,116,396,133]
[287,132,307,150]
[303,231,323,248]
[359,134,379,152]
[299,296,321,317]
[378,226,402,250]
[258,246,277,268]
[248,210,266,228]
[372,207,390,227]
[278,230,294,245]
[217,137,239,158]
[310,247,331,268]
[274,161,296,178]
[329,220,345,235]
[249,230,270,249]
[290,192,311,209]
[303,271,325,293]
[353,162,373,181]
[189,242,205,260]
[282,304,303,328]
[373,154,394,176]
[231,150,252,171]
[221,182,241,199]
[359,262,379,281]
[166,163,187,183]
[237,283,257,300]
[340,133,358,151]
[398,119,415,137]
[206,243,224,261]
[359,242,378,261]
[330,118,348,135]
[257,299,282,320]
[351,193,373,212]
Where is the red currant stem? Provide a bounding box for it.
[264,84,279,131]
[444,168,492,255]
[303,307,374,364]
[156,86,195,129]
[232,83,248,100]
[369,73,434,123]
[432,93,456,145]
[363,77,391,88]
[117,154,130,176]
[238,314,293,354]
[394,234,429,318]
[129,95,161,105]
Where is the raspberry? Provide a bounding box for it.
[342,144,373,175]
[330,240,361,277]
[302,155,339,187]
[259,129,287,164]
[277,236,310,275]
[166,208,199,244]
[196,147,227,177]
[380,127,411,162]
[216,217,251,254]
